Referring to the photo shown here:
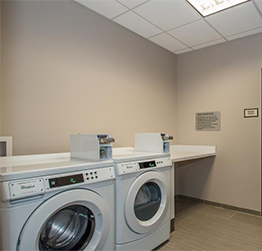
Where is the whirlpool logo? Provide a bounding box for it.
[20,185,35,190]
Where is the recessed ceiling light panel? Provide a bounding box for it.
[186,0,250,16]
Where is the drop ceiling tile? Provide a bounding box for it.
[226,27,262,40]
[174,48,193,54]
[73,0,128,19]
[206,2,262,37]
[254,0,262,13]
[149,33,187,52]
[117,0,148,9]
[134,0,202,31]
[114,11,162,38]
[192,38,226,50]
[168,20,222,47]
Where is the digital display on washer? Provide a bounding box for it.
[139,161,157,169]
[49,174,84,188]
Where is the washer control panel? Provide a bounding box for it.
[85,170,99,181]
[45,167,115,191]
[48,173,84,189]
[116,157,172,175]
[2,167,115,202]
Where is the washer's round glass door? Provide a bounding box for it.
[39,205,95,251]
[18,189,111,251]
[124,171,168,234]
[134,182,161,222]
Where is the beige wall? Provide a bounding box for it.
[176,33,262,211]
[0,1,177,155]
[2,0,261,212]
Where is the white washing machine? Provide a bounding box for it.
[0,158,115,251]
[113,151,172,251]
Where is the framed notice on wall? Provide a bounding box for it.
[196,112,221,131]
[244,108,259,118]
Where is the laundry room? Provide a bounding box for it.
[0,0,262,250]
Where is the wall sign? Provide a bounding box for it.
[196,112,220,131]
[244,108,259,118]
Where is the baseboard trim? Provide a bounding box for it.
[176,194,261,216]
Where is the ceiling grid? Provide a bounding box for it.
[73,0,262,54]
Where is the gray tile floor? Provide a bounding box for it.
[158,199,262,251]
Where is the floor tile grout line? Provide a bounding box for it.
[229,212,237,219]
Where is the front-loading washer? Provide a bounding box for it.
[0,158,115,251]
[113,151,172,251]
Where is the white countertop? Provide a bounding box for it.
[170,145,216,162]
[0,145,216,172]
[112,145,216,162]
[0,156,114,181]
